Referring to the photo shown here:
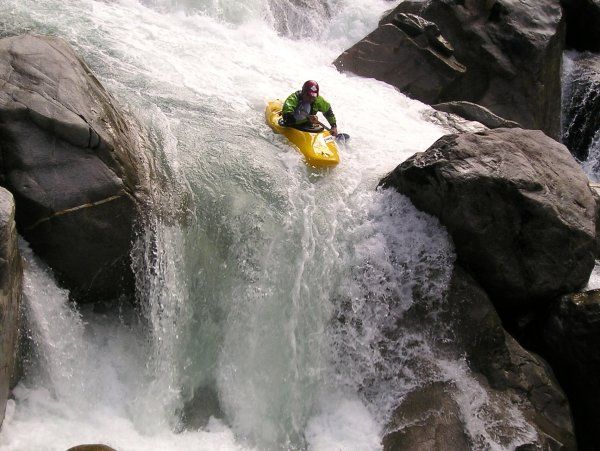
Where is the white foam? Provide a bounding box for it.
[305,393,382,451]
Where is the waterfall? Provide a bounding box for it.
[0,0,542,449]
[562,51,600,178]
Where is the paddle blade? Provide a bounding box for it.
[335,133,350,143]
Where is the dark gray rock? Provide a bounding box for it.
[501,334,576,450]
[562,53,600,162]
[338,0,565,138]
[66,445,117,451]
[388,265,576,448]
[432,101,522,130]
[434,266,575,449]
[383,382,472,451]
[178,384,224,430]
[0,35,148,302]
[391,13,454,57]
[333,20,465,106]
[0,187,22,428]
[543,290,600,449]
[561,0,600,52]
[435,266,511,383]
[380,128,598,312]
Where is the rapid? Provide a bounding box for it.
[0,0,537,450]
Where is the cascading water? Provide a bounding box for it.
[0,0,540,449]
[562,51,600,179]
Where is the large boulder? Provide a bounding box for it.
[380,128,598,313]
[561,0,600,52]
[0,35,148,302]
[543,290,600,449]
[336,0,565,138]
[562,53,600,162]
[0,187,22,428]
[333,15,466,106]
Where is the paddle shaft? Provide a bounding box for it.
[317,120,350,141]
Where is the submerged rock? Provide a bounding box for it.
[0,187,22,428]
[179,384,224,430]
[383,382,472,451]
[543,290,600,449]
[66,445,117,451]
[0,34,149,303]
[336,0,565,138]
[380,128,598,314]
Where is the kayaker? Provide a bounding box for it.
[280,80,338,136]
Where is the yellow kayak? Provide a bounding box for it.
[265,100,340,168]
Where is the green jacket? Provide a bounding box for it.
[281,91,337,127]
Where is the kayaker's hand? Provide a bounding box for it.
[309,115,319,125]
[330,126,338,136]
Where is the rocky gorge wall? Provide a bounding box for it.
[345,1,600,448]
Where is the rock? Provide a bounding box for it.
[543,290,600,449]
[0,187,22,428]
[333,19,466,106]
[562,53,600,161]
[179,384,224,430]
[0,35,148,302]
[425,266,576,449]
[391,13,455,57]
[340,0,565,138]
[561,0,600,52]
[66,445,117,451]
[420,109,487,134]
[434,266,511,383]
[379,128,598,313]
[500,334,576,450]
[432,101,522,130]
[382,382,472,451]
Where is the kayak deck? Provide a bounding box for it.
[265,100,340,168]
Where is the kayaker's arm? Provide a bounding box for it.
[314,97,337,128]
[281,92,301,125]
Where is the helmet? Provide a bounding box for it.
[302,80,319,98]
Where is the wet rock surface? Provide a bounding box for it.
[0,187,22,428]
[383,381,472,451]
[543,290,600,449]
[0,34,148,302]
[423,266,575,449]
[432,101,522,130]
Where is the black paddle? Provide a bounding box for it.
[318,121,350,142]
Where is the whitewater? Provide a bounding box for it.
[0,0,540,450]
